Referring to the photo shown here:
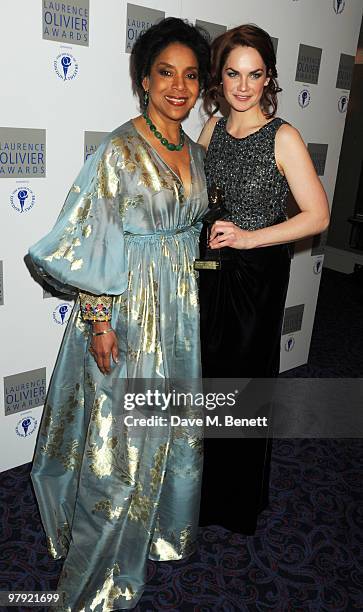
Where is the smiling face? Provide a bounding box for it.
[142,42,200,124]
[221,45,270,113]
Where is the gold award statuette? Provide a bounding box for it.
[194,183,230,270]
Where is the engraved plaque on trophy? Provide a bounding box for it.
[194,183,231,270]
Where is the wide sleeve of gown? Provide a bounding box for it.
[28,137,127,297]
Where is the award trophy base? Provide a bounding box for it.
[194,225,235,271]
[194,250,223,270]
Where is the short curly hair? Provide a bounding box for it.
[130,17,211,109]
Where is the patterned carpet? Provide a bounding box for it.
[1,269,362,611]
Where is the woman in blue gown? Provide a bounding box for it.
[28,18,209,611]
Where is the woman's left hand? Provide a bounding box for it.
[209,220,254,250]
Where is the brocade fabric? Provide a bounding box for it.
[79,291,113,322]
[28,120,208,611]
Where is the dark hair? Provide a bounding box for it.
[205,24,282,118]
[130,17,210,109]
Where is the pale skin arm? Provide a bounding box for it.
[208,124,330,250]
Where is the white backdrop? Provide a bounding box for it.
[0,0,361,472]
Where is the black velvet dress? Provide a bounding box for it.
[199,117,291,535]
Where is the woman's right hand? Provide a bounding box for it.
[89,323,119,374]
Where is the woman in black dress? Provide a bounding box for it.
[198,24,329,535]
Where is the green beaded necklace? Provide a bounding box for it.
[142,111,185,151]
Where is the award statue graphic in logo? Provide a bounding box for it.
[285,336,295,352]
[313,258,323,274]
[10,186,36,213]
[333,0,345,14]
[53,303,72,325]
[298,89,311,109]
[338,95,348,113]
[54,53,79,81]
[15,415,38,438]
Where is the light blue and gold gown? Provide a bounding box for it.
[28,120,208,611]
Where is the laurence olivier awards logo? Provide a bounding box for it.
[125,4,165,53]
[338,95,348,113]
[43,0,89,46]
[53,302,72,325]
[4,368,47,416]
[333,0,345,14]
[308,143,328,176]
[10,185,36,213]
[84,131,107,162]
[282,304,305,335]
[0,127,46,178]
[295,44,322,85]
[298,89,311,108]
[195,20,226,43]
[285,337,295,352]
[54,52,79,81]
[336,54,354,90]
[15,415,38,438]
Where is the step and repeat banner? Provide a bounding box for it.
[0,0,361,472]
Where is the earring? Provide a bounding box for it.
[143,90,149,108]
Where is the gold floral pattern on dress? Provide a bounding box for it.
[82,224,92,238]
[97,150,119,200]
[119,194,144,218]
[112,133,175,195]
[89,562,135,609]
[40,385,83,472]
[119,435,139,487]
[128,442,168,526]
[130,264,159,354]
[57,521,71,556]
[111,138,137,174]
[70,258,83,271]
[150,524,194,561]
[43,236,81,264]
[92,500,123,520]
[68,195,92,226]
[87,394,117,478]
[47,536,58,559]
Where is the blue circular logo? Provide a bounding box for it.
[16,415,38,438]
[10,186,36,213]
[338,95,348,113]
[285,337,295,352]
[333,0,345,14]
[54,53,79,81]
[298,89,311,108]
[53,303,72,325]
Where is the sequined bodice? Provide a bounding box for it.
[204,117,289,230]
